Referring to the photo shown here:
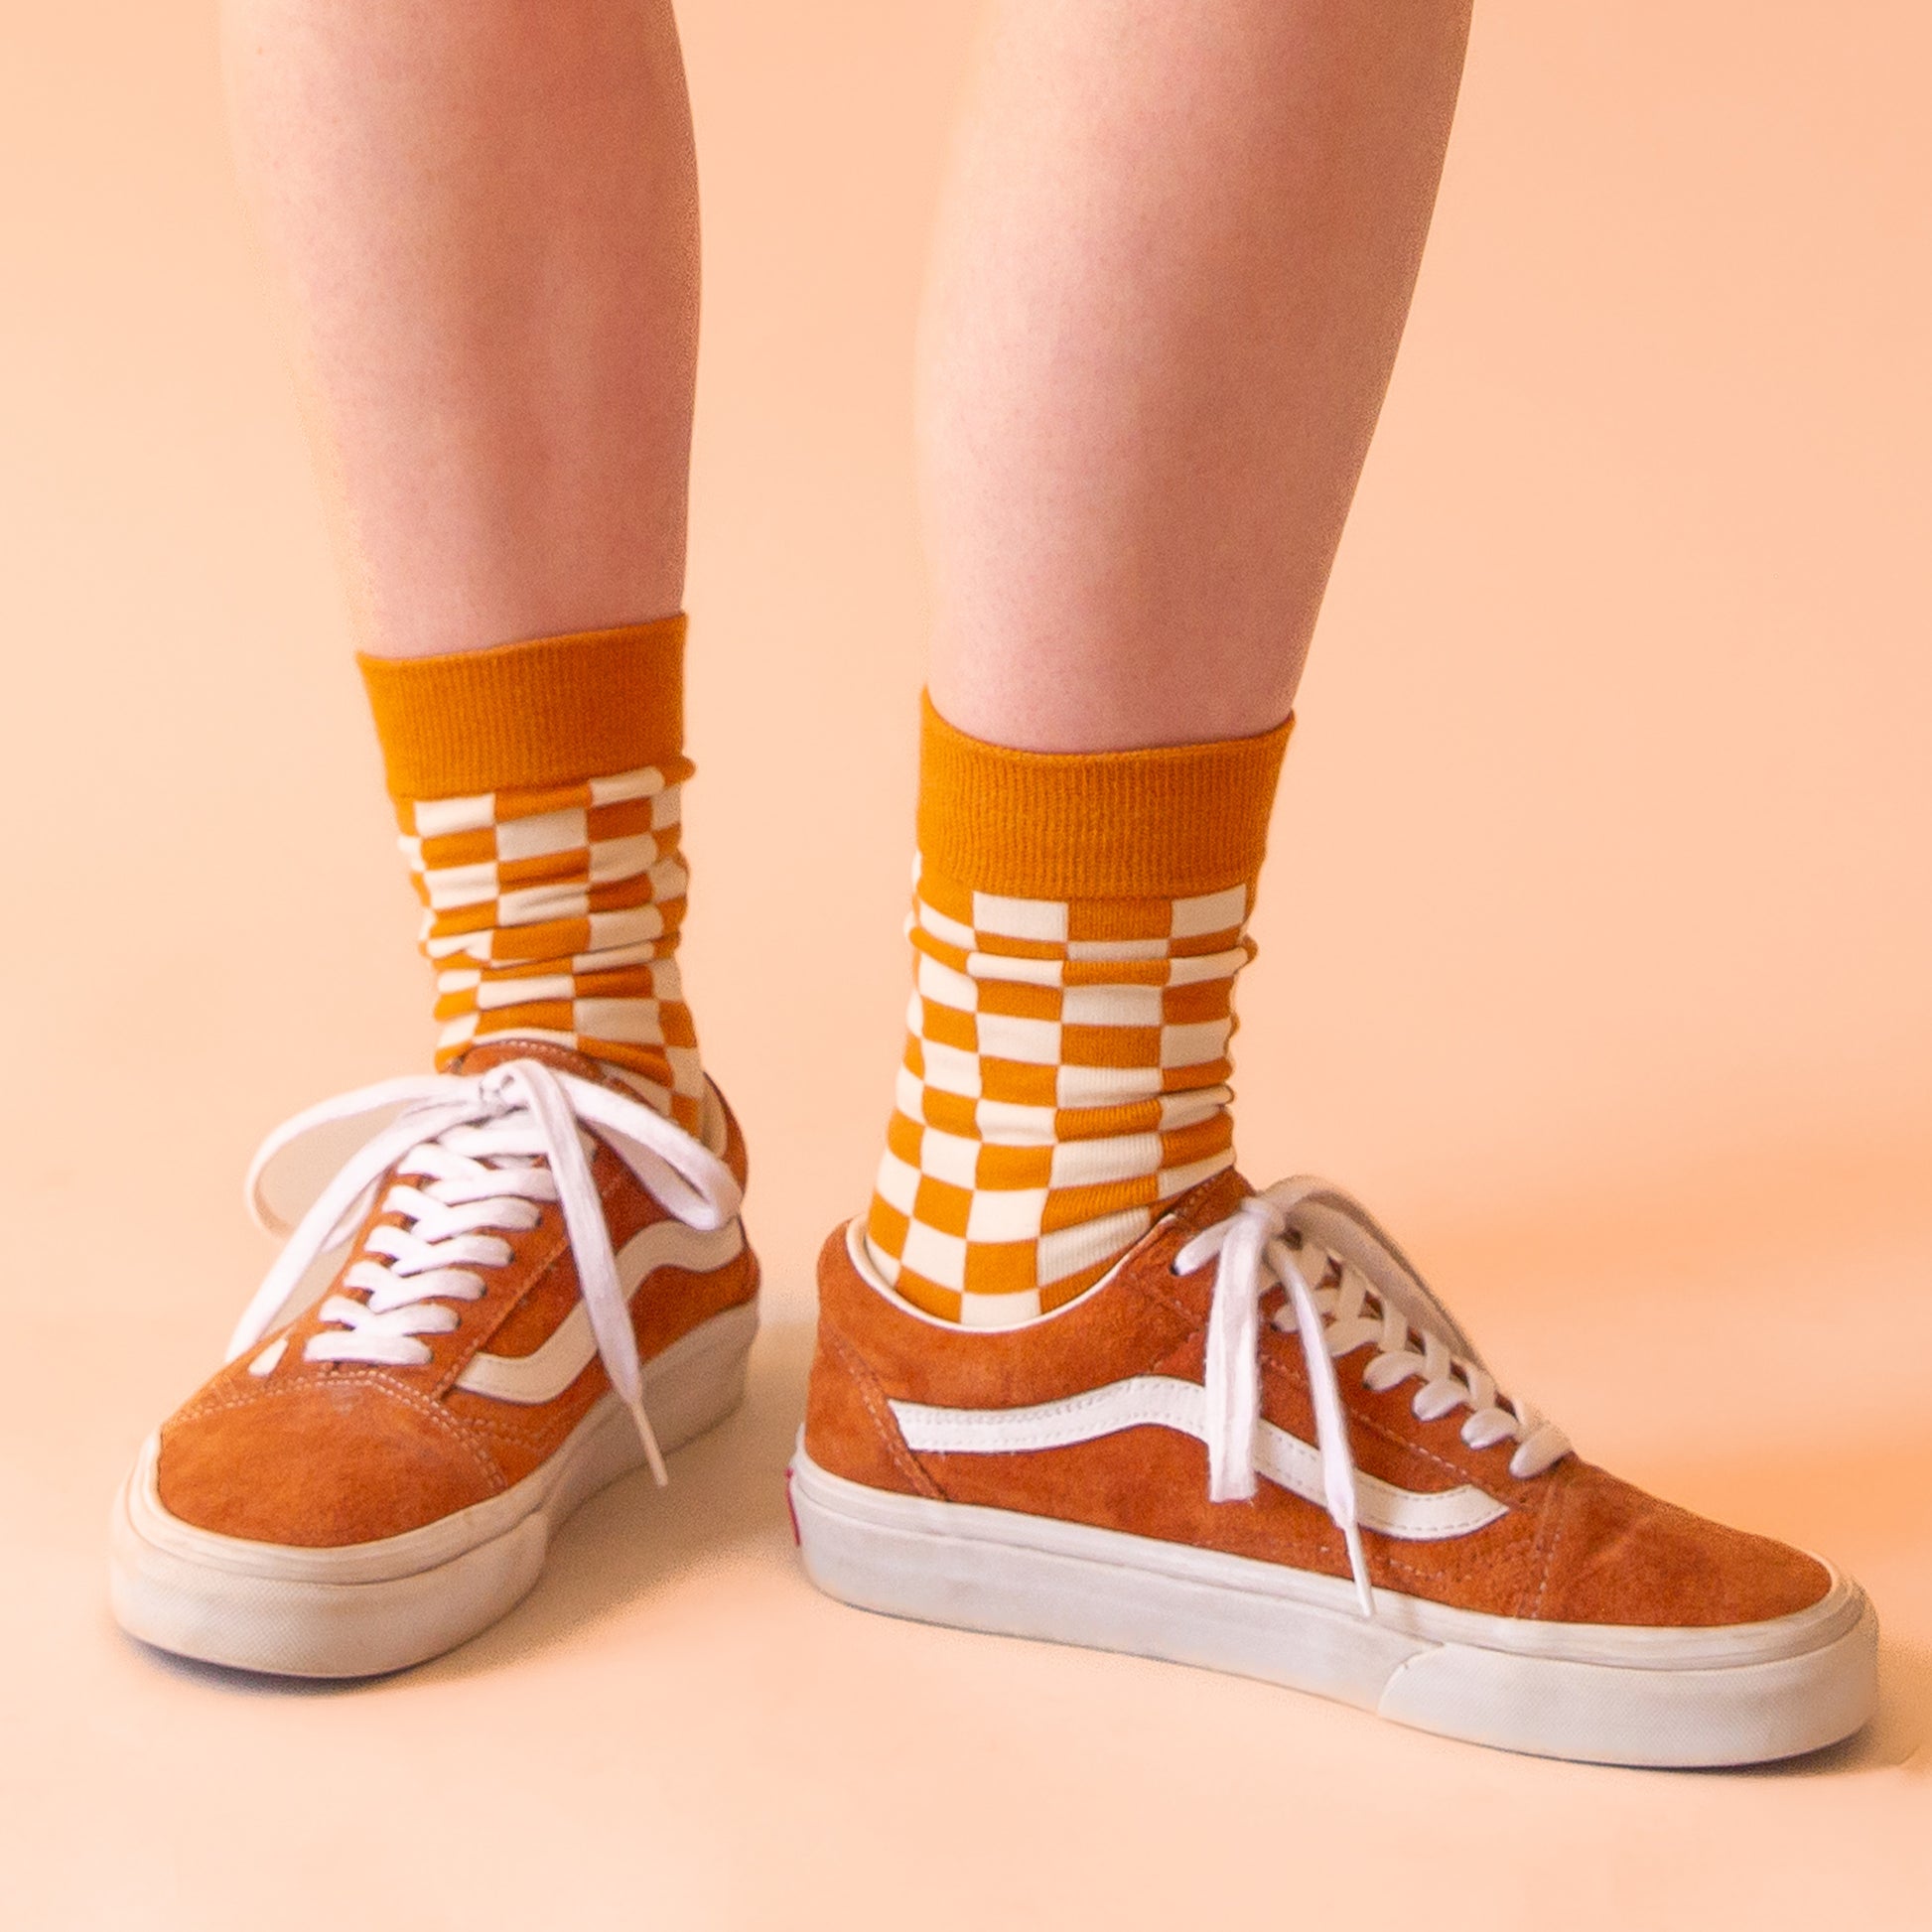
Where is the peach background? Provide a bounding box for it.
[3,2,1930,1925]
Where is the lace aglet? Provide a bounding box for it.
[627,1396,669,1487]
[1344,1521,1373,1617]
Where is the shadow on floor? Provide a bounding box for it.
[1735,1639,1929,1778]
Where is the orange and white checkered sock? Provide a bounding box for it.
[358,619,706,1133]
[864,696,1292,1325]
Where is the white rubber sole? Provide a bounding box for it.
[787,1442,1878,1767]
[109,1301,759,1679]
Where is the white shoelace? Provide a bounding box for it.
[1173,1178,1570,1616]
[225,1057,743,1486]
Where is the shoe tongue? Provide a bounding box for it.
[447,1039,677,1121]
[448,1038,612,1083]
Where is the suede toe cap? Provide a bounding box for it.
[157,1374,505,1548]
[1531,1460,1832,1628]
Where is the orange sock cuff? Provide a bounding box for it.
[357,618,687,799]
[916,693,1293,901]
[867,697,1293,1323]
[357,616,703,1125]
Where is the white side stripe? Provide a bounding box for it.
[888,1377,1508,1542]
[456,1220,745,1404]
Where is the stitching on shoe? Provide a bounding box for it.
[1528,1475,1572,1619]
[1134,1255,1209,1332]
[1509,1460,1566,1619]
[360,1368,510,1488]
[822,1322,943,1499]
[172,1369,508,1492]
[1375,1546,1530,1597]
[457,1409,575,1452]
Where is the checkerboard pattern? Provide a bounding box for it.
[394,759,704,1134]
[864,862,1254,1324]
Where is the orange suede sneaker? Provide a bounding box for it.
[111,1042,759,1678]
[792,1170,1876,1765]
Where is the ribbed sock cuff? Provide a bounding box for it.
[916,693,1292,899]
[357,617,686,799]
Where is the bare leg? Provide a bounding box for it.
[223,0,700,660]
[222,5,713,1112]
[921,0,1471,750]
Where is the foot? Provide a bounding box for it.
[791,1171,1875,1765]
[110,1041,759,1678]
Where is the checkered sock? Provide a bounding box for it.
[357,620,706,1133]
[864,695,1293,1325]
